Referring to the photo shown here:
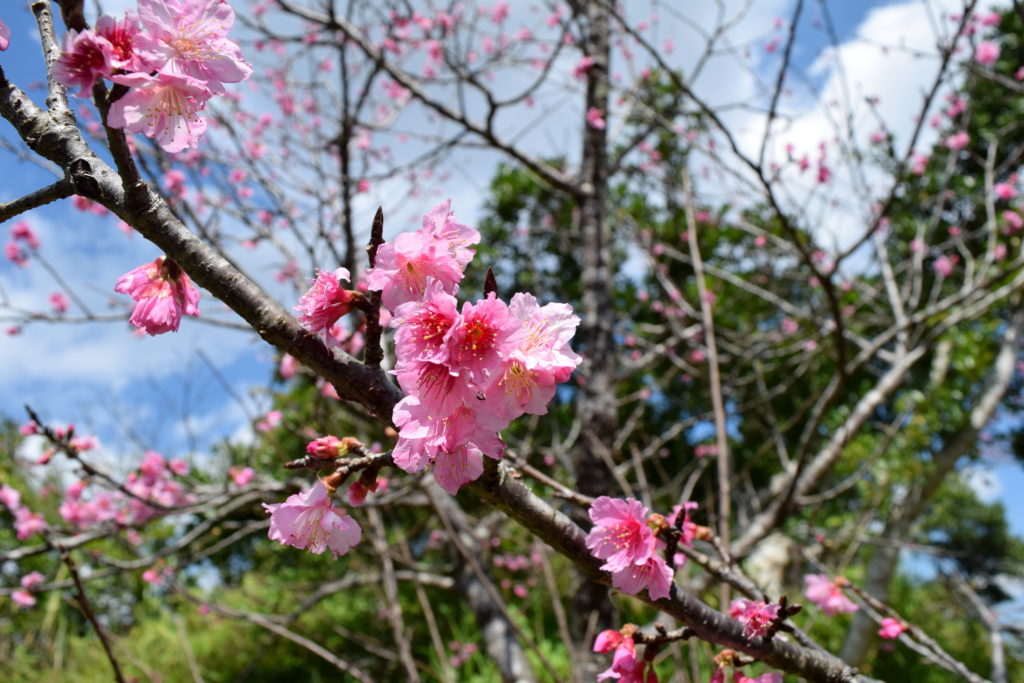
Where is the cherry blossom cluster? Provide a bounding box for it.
[5,220,39,268]
[11,571,45,609]
[114,255,200,335]
[60,451,193,528]
[0,484,48,541]
[585,496,700,601]
[52,0,251,152]
[362,200,581,494]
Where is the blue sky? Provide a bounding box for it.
[0,0,1020,547]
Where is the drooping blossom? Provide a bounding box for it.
[975,41,1000,66]
[114,255,200,334]
[108,71,212,153]
[585,496,656,573]
[392,399,504,494]
[611,553,674,601]
[593,630,657,682]
[729,599,781,639]
[994,182,1017,200]
[134,0,252,91]
[294,268,354,333]
[803,574,858,617]
[0,19,9,51]
[878,617,906,639]
[587,107,607,129]
[263,481,361,558]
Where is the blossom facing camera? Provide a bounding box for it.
[114,256,200,335]
[108,71,212,153]
[263,481,361,558]
[585,496,656,573]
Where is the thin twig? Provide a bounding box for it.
[60,546,127,683]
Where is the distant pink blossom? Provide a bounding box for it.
[11,589,36,608]
[231,466,254,487]
[944,130,970,150]
[979,11,1001,26]
[50,292,70,314]
[878,617,906,639]
[11,221,40,249]
[586,107,606,130]
[14,507,48,540]
[21,571,45,590]
[294,268,354,333]
[0,484,22,509]
[263,481,361,558]
[6,241,28,267]
[169,459,189,476]
[0,19,9,51]
[730,599,781,638]
[108,71,212,153]
[975,41,1000,66]
[114,255,200,335]
[255,409,282,432]
[804,574,858,616]
[734,673,782,683]
[932,255,954,277]
[995,182,1017,200]
[573,56,596,80]
[278,353,298,379]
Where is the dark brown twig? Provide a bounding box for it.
[60,546,127,683]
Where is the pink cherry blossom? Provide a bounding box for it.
[878,617,906,639]
[231,466,254,487]
[11,221,40,249]
[729,599,781,638]
[1,484,22,509]
[587,107,606,129]
[445,294,524,391]
[392,399,504,494]
[0,19,9,51]
[611,553,674,600]
[994,182,1017,200]
[295,268,354,333]
[585,496,656,573]
[932,255,954,277]
[573,56,596,80]
[263,481,361,558]
[53,28,118,96]
[21,571,45,590]
[944,130,970,150]
[255,409,282,432]
[14,507,48,540]
[135,0,252,91]
[114,255,201,335]
[392,279,460,365]
[12,589,36,608]
[50,292,70,314]
[279,353,298,379]
[975,41,1000,66]
[108,71,212,153]
[420,199,480,267]
[593,632,657,682]
[394,359,478,416]
[365,230,465,312]
[803,574,858,617]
